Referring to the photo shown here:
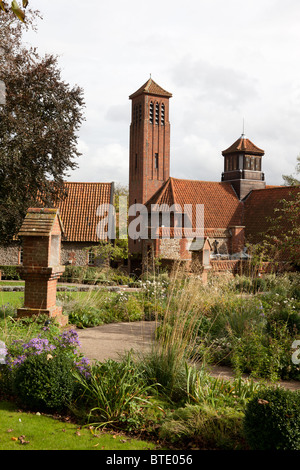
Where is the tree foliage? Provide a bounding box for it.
[0,10,85,243]
[255,155,300,267]
[264,189,300,267]
[94,184,129,263]
[283,154,300,186]
[0,1,29,23]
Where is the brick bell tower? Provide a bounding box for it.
[128,78,172,261]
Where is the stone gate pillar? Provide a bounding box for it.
[17,208,67,326]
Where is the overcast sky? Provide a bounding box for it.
[23,0,300,187]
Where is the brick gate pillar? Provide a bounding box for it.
[17,208,67,326]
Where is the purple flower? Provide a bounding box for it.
[6,329,89,375]
[55,329,81,349]
[74,356,91,378]
[22,337,56,355]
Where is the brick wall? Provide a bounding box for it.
[230,226,245,254]
[23,236,50,267]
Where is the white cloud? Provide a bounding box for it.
[22,0,300,187]
[67,142,128,185]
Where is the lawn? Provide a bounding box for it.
[0,401,157,450]
[0,291,24,306]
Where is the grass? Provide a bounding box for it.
[0,281,24,286]
[0,401,157,450]
[0,291,24,305]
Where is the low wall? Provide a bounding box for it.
[210,259,292,275]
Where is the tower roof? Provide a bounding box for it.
[222,134,264,156]
[129,78,172,99]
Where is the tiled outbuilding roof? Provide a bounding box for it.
[146,177,244,231]
[55,182,113,242]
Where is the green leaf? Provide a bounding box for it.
[11,0,25,21]
[0,1,8,12]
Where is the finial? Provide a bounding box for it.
[241,118,246,138]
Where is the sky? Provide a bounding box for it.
[22,0,300,187]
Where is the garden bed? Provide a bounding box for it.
[0,271,299,450]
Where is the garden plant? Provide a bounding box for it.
[0,268,299,449]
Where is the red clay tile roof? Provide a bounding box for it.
[222,135,264,156]
[146,177,244,231]
[243,186,300,244]
[129,78,172,99]
[55,182,113,242]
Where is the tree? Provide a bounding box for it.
[0,1,29,23]
[283,154,300,186]
[0,11,85,243]
[93,184,129,265]
[264,189,300,267]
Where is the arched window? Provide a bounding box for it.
[155,103,159,124]
[149,102,153,123]
[133,104,139,125]
[161,103,165,125]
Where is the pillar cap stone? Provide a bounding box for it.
[18,208,64,237]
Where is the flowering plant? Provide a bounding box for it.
[6,328,90,377]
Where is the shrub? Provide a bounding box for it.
[159,404,244,449]
[0,364,13,398]
[0,265,21,280]
[60,265,84,283]
[73,353,154,430]
[140,344,190,403]
[60,265,107,284]
[243,387,300,450]
[110,273,131,286]
[185,365,263,411]
[12,351,77,412]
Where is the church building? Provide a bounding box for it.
[128,78,299,276]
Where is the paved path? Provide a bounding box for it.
[76,321,300,391]
[76,321,157,363]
